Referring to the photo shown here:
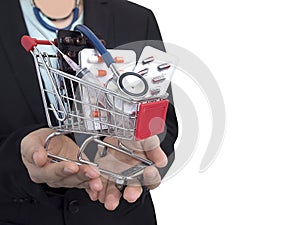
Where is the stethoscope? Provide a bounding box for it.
[30,0,80,32]
[74,24,149,98]
[29,0,149,98]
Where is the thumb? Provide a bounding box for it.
[145,146,168,168]
[21,132,48,167]
[32,148,48,167]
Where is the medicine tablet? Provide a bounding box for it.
[62,36,73,45]
[157,63,171,71]
[150,88,160,95]
[152,75,166,83]
[137,68,149,76]
[114,56,124,63]
[91,110,99,118]
[89,68,107,77]
[88,55,104,64]
[97,70,107,77]
[142,56,155,65]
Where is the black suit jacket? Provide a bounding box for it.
[0,0,178,224]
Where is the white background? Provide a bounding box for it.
[131,0,300,224]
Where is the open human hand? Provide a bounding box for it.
[21,128,103,194]
[91,136,168,211]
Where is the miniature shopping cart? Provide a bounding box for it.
[21,34,169,188]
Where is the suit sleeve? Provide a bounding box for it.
[0,125,49,202]
[146,10,178,179]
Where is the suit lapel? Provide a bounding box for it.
[0,0,45,123]
[0,0,114,124]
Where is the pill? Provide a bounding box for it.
[152,75,166,83]
[97,70,107,77]
[88,55,104,64]
[89,68,107,77]
[114,56,124,63]
[150,88,160,95]
[157,63,171,71]
[75,36,86,45]
[137,68,149,76]
[142,56,155,65]
[91,110,99,118]
[62,36,73,45]
[67,50,76,58]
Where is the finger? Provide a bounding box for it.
[86,188,98,201]
[97,176,109,203]
[20,129,55,167]
[123,185,143,203]
[104,181,122,211]
[143,166,161,190]
[38,161,79,184]
[32,149,48,167]
[145,146,168,168]
[21,140,48,167]
[57,165,102,189]
[88,177,103,192]
[75,165,101,181]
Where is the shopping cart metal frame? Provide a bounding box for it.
[21,36,169,188]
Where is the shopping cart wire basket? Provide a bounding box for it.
[21,34,169,187]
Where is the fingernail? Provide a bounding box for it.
[91,166,100,175]
[105,199,119,211]
[92,182,103,192]
[125,191,140,203]
[156,158,168,168]
[63,167,75,174]
[88,166,100,178]
[85,172,91,178]
[85,172,95,179]
[33,152,39,164]
[145,170,157,179]
[86,170,100,179]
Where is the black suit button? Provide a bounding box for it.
[68,200,80,214]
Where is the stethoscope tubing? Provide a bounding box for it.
[74,24,149,98]
[32,7,79,32]
[74,24,115,67]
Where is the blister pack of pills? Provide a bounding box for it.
[133,46,178,98]
[78,48,137,131]
[79,48,136,86]
[56,30,91,74]
[77,45,177,132]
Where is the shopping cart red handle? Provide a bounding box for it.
[21,35,54,52]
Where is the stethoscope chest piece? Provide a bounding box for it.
[117,72,149,97]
